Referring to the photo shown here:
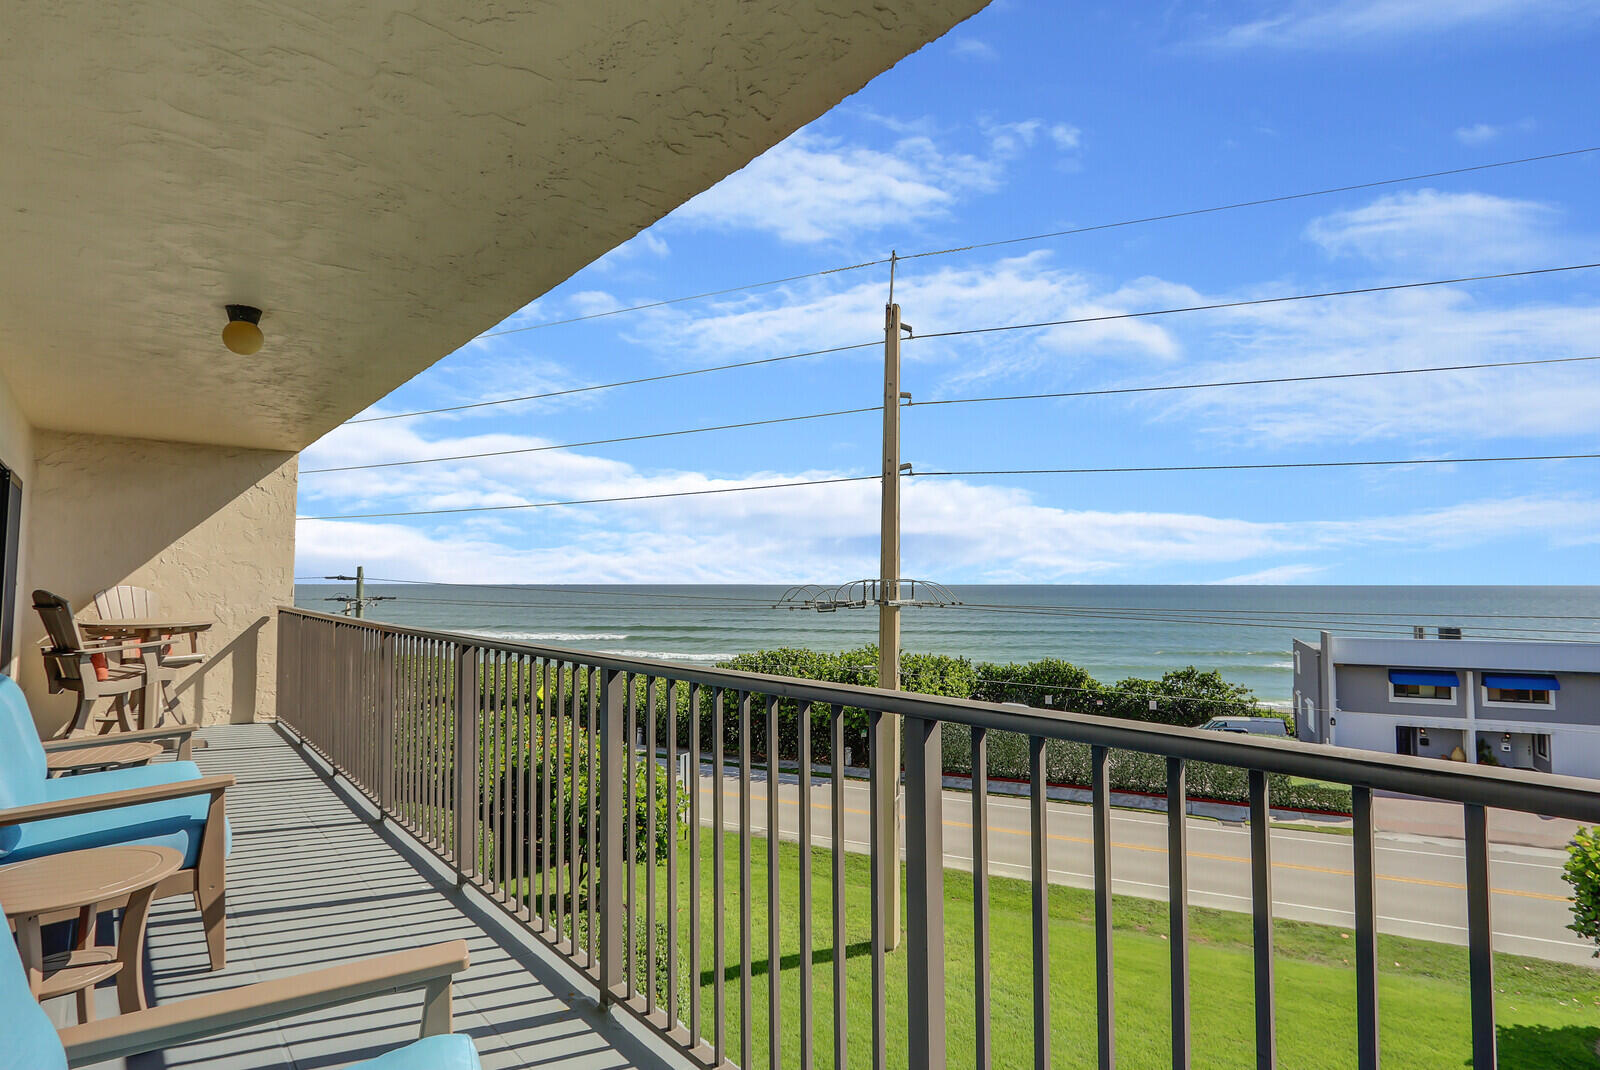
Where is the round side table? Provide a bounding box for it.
[46,742,164,774]
[0,844,183,1022]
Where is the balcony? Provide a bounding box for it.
[250,607,1600,1070]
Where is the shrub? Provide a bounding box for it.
[1564,827,1600,956]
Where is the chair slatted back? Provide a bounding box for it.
[31,590,86,684]
[94,584,158,620]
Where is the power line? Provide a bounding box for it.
[477,258,892,337]
[297,451,1597,519]
[915,452,1600,478]
[296,474,880,521]
[899,146,1600,263]
[467,146,1600,337]
[346,339,877,425]
[908,263,1600,345]
[314,355,1599,473]
[907,354,1600,409]
[306,406,877,474]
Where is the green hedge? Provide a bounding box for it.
[460,646,1346,815]
[938,724,1351,812]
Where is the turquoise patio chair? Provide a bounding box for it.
[3,894,480,1070]
[0,675,232,969]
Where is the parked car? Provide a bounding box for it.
[1200,716,1288,736]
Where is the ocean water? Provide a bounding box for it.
[292,584,1600,708]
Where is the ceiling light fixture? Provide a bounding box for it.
[222,304,264,355]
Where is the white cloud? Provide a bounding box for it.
[670,117,1082,245]
[1454,118,1537,145]
[1151,282,1600,445]
[1199,0,1594,49]
[950,37,998,61]
[299,410,1600,583]
[1304,189,1563,271]
[1210,564,1328,584]
[631,252,1181,386]
[671,129,1000,244]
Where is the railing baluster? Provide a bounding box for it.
[766,695,781,1069]
[1464,803,1497,1070]
[517,654,529,920]
[713,686,726,1067]
[664,678,679,1029]
[1092,744,1116,1070]
[1249,769,1277,1070]
[1167,758,1190,1070]
[972,726,991,1070]
[830,704,848,1070]
[555,662,567,946]
[739,691,754,1070]
[588,666,599,971]
[455,645,478,876]
[906,713,946,1070]
[797,700,814,1070]
[625,673,637,1001]
[1352,785,1379,1070]
[869,708,888,1070]
[689,681,702,1050]
[540,659,552,932]
[1030,734,1050,1070]
[599,666,625,1006]
[646,676,658,1018]
[500,652,512,897]
[570,664,582,954]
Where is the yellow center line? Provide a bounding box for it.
[701,783,1571,904]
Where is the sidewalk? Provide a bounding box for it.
[1375,793,1582,849]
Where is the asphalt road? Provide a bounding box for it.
[693,766,1591,966]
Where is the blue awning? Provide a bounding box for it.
[1483,673,1560,691]
[1389,669,1459,687]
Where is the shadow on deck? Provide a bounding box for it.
[63,724,684,1070]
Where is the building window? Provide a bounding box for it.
[1393,682,1453,700]
[1388,669,1458,703]
[1485,687,1552,705]
[1482,673,1559,708]
[1535,734,1551,760]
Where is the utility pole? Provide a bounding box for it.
[877,295,911,949]
[324,568,392,617]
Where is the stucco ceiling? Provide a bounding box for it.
[0,1,985,451]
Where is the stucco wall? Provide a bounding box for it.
[0,368,34,680]
[19,431,295,734]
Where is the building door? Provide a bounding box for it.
[1532,734,1552,774]
[1395,726,1417,757]
[0,462,20,672]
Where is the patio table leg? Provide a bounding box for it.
[117,886,160,1012]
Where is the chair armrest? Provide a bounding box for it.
[0,775,233,827]
[58,941,471,1067]
[42,725,197,752]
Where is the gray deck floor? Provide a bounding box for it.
[57,724,683,1070]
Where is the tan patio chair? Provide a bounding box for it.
[91,585,159,621]
[91,583,205,675]
[33,591,192,735]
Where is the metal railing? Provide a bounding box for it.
[276,606,1600,1070]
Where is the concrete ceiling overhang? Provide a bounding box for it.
[0,1,986,451]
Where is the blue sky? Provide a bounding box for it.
[297,0,1600,586]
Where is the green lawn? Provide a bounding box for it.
[523,829,1599,1069]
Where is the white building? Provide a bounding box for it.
[1292,632,1600,778]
